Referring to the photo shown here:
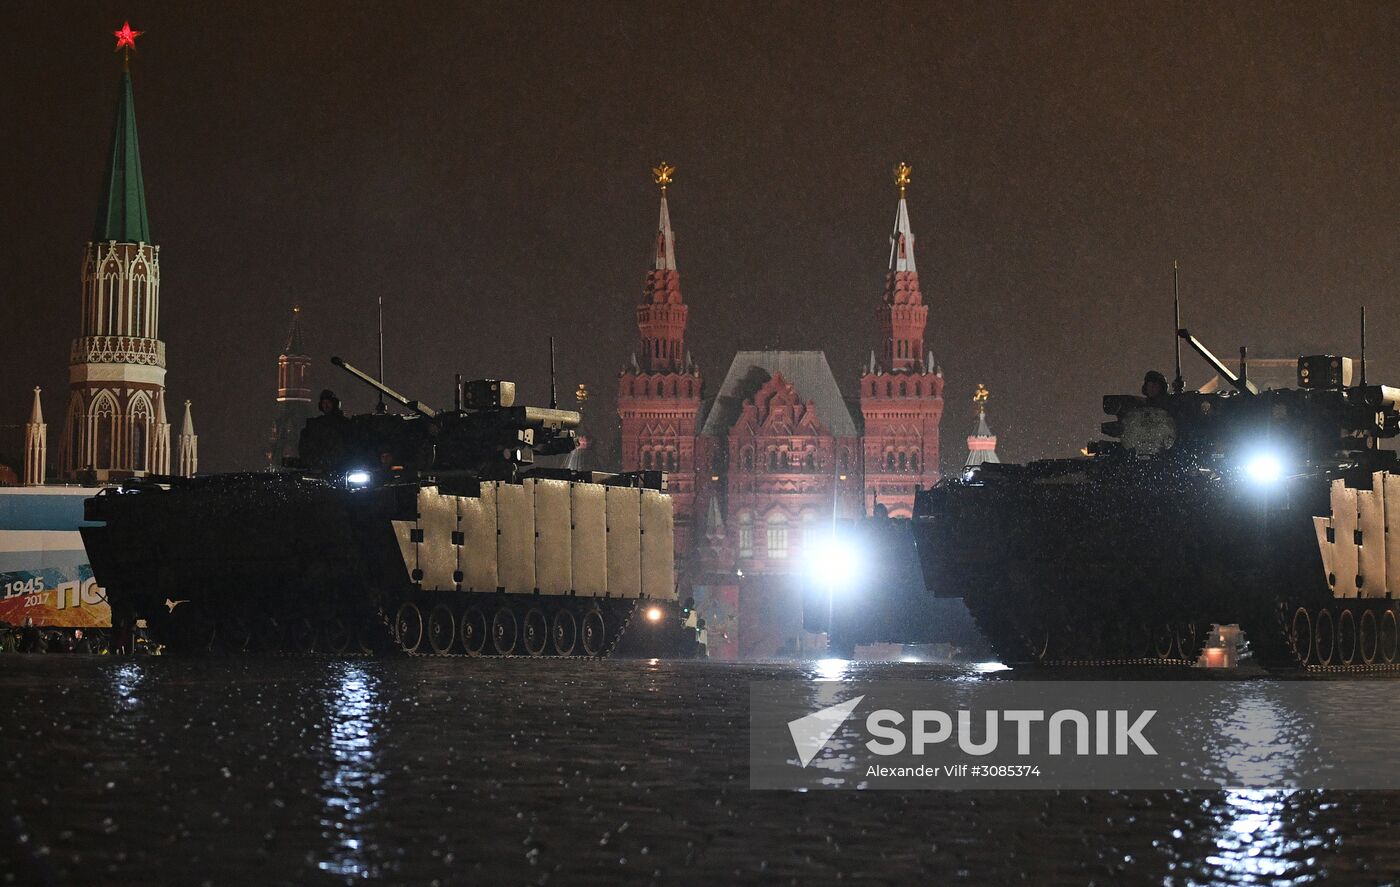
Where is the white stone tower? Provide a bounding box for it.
[59,34,187,481]
[23,388,47,486]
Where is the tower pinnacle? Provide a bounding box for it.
[94,43,150,243]
[636,163,687,370]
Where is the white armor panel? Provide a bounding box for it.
[571,483,607,597]
[531,478,572,595]
[1330,482,1360,599]
[1356,474,1387,599]
[640,488,676,601]
[605,486,641,599]
[459,484,498,593]
[496,482,536,594]
[416,487,456,591]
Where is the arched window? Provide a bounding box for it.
[103,272,120,335]
[886,451,896,470]
[899,381,907,397]
[766,513,788,560]
[737,512,754,557]
[805,452,816,470]
[768,450,779,471]
[740,448,753,471]
[898,452,908,471]
[885,381,894,397]
[130,396,151,472]
[643,449,654,470]
[910,451,920,472]
[666,450,677,471]
[92,394,117,470]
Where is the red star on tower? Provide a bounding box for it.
[113,21,142,54]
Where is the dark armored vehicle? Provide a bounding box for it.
[914,330,1400,673]
[83,359,699,657]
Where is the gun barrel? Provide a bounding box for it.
[1178,330,1259,396]
[331,356,440,418]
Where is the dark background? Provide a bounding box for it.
[3,1,1396,472]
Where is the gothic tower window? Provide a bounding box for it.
[740,448,753,471]
[92,394,116,470]
[910,451,920,472]
[737,512,754,557]
[898,452,908,471]
[130,396,151,472]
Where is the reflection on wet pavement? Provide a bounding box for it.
[2,657,1399,883]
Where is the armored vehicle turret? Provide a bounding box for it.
[82,358,701,658]
[913,328,1400,673]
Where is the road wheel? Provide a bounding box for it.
[1175,623,1202,660]
[1314,608,1335,666]
[288,618,318,653]
[395,601,424,653]
[1152,624,1176,659]
[1338,608,1358,666]
[1381,610,1398,664]
[1290,607,1312,664]
[581,606,607,656]
[323,616,352,654]
[460,607,487,655]
[490,606,518,655]
[522,607,548,656]
[223,616,253,653]
[427,604,455,654]
[551,607,578,656]
[1360,609,1378,665]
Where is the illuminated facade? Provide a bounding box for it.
[617,165,946,657]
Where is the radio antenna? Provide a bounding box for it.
[1172,260,1184,393]
[548,336,558,410]
[375,295,386,413]
[1360,305,1368,387]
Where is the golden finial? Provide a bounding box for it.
[894,161,912,196]
[574,383,590,406]
[652,162,675,193]
[973,383,990,414]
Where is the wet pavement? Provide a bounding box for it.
[3,656,1400,885]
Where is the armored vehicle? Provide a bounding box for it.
[914,329,1400,673]
[82,358,700,658]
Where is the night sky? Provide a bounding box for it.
[3,2,1396,472]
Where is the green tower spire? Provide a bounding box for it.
[92,69,150,243]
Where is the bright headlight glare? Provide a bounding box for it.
[809,536,860,586]
[346,470,372,486]
[1243,452,1285,485]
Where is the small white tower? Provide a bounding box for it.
[150,390,172,475]
[177,400,198,478]
[23,387,47,486]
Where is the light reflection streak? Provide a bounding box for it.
[317,663,383,879]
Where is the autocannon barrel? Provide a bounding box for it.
[331,356,440,418]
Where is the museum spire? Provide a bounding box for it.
[637,163,688,372]
[877,162,929,371]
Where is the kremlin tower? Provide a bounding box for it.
[965,384,1000,467]
[858,163,945,517]
[617,164,703,553]
[267,307,314,468]
[59,25,193,480]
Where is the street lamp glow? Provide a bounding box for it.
[644,606,664,623]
